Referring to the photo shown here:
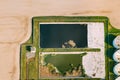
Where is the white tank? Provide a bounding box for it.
[113,49,120,62]
[113,35,120,49]
[113,63,120,76]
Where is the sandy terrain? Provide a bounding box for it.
[0,0,120,80]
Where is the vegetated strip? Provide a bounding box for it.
[39,48,100,52]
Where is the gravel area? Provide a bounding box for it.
[83,23,105,79]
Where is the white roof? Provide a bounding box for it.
[113,50,120,62]
[113,35,120,49]
[30,47,36,53]
[113,63,120,76]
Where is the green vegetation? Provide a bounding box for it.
[20,45,27,80]
[47,63,57,74]
[40,48,100,52]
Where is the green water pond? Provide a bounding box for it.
[43,53,87,75]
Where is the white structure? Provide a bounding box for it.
[113,63,120,76]
[26,46,36,59]
[113,35,120,49]
[113,50,120,62]
[30,47,36,53]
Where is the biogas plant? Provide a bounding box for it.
[20,16,120,80]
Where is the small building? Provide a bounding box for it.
[113,49,120,62]
[30,46,36,53]
[26,46,36,60]
[113,63,120,76]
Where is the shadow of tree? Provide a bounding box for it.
[105,34,116,60]
[26,46,31,51]
[105,34,116,46]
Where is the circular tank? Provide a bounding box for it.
[113,49,120,62]
[113,35,120,49]
[113,63,120,76]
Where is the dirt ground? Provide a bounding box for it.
[0,0,120,80]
